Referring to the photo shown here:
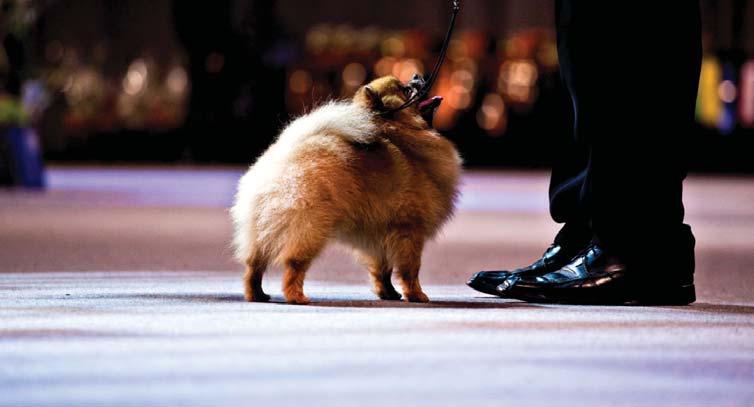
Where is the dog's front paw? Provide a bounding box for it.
[285,294,311,305]
[376,288,402,301]
[245,291,271,302]
[405,291,430,303]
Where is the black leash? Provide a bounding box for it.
[379,0,462,116]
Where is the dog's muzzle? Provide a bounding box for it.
[409,74,443,127]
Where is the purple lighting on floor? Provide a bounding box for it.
[46,167,550,213]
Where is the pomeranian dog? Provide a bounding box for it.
[231,75,461,304]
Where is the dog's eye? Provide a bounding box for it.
[402,87,413,97]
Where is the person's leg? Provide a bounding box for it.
[467,0,593,296]
[497,0,701,304]
[571,1,700,270]
[546,0,597,249]
[548,152,591,249]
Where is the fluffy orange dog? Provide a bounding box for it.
[231,75,461,304]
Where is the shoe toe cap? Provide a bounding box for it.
[468,271,511,286]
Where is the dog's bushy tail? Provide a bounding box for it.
[282,101,378,145]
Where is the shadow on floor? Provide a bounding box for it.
[673,302,754,315]
[308,298,541,309]
[72,293,754,313]
[102,292,537,309]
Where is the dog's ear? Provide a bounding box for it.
[363,86,384,110]
[381,95,404,110]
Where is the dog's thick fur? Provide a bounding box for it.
[231,76,461,304]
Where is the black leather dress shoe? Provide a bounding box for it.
[467,243,584,296]
[496,244,696,305]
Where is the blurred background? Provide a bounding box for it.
[3,4,754,404]
[1,0,754,184]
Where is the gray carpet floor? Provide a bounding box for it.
[1,167,753,406]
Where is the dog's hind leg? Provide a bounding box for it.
[243,252,270,302]
[280,232,328,305]
[281,257,315,305]
[274,200,339,304]
[387,232,429,303]
[358,250,401,301]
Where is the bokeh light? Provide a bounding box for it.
[289,70,313,94]
[123,59,148,96]
[342,63,367,88]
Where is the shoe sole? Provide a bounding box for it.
[504,283,696,306]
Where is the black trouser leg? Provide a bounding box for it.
[553,1,701,272]
[549,163,590,248]
[548,83,590,248]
